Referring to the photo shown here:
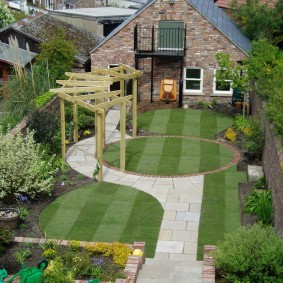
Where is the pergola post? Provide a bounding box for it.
[132,78,138,138]
[60,97,66,160]
[120,101,126,172]
[73,101,79,142]
[120,69,125,97]
[97,109,104,182]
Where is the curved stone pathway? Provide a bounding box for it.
[66,109,239,283]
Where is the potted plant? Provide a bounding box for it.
[0,207,20,229]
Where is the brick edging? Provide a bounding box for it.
[6,237,145,283]
[202,245,216,283]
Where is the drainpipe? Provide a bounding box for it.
[178,60,183,108]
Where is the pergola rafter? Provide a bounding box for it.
[50,64,142,182]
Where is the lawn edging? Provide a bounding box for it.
[7,237,145,283]
[202,245,216,283]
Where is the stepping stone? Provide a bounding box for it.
[247,165,264,182]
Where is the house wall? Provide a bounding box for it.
[91,0,247,103]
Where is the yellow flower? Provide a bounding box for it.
[83,129,91,136]
[65,139,69,145]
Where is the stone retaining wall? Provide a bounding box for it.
[5,237,145,283]
[250,91,283,235]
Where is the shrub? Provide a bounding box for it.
[244,189,273,224]
[243,118,264,154]
[214,223,283,283]
[0,227,14,245]
[43,257,74,283]
[28,109,60,147]
[35,91,55,108]
[233,114,250,132]
[0,126,56,203]
[224,128,237,142]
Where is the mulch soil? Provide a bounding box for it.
[0,100,259,275]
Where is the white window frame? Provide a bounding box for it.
[212,69,233,96]
[183,67,203,95]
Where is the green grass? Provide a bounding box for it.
[138,109,233,138]
[40,182,163,258]
[197,165,247,260]
[104,137,234,176]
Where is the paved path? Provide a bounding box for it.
[66,109,211,282]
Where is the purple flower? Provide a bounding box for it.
[18,194,30,204]
[93,257,105,267]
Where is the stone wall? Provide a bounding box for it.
[251,91,283,235]
[91,0,247,102]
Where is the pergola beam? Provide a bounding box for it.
[72,90,122,101]
[56,80,113,87]
[64,72,121,82]
[50,86,109,94]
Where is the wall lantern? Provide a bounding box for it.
[169,0,175,4]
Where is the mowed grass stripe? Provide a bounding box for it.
[40,182,163,258]
[182,109,201,137]
[149,109,171,133]
[91,189,139,242]
[197,165,247,260]
[165,109,186,135]
[40,187,94,239]
[157,138,183,175]
[134,138,164,174]
[120,191,164,257]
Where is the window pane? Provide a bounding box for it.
[186,69,201,79]
[216,81,231,91]
[186,80,200,90]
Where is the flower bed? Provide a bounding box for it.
[2,237,145,283]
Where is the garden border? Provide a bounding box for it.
[4,237,145,283]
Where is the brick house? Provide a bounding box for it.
[90,0,251,105]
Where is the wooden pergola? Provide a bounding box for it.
[50,64,143,182]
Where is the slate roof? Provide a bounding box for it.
[91,0,251,55]
[0,42,37,67]
[215,0,276,9]
[189,0,251,54]
[1,13,103,64]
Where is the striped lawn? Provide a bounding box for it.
[137,108,233,139]
[104,137,234,176]
[40,182,163,258]
[197,165,247,260]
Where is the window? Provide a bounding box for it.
[183,67,203,94]
[212,69,232,96]
[158,21,184,50]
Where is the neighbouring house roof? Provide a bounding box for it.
[0,42,37,67]
[90,0,251,55]
[215,0,277,9]
[0,13,103,64]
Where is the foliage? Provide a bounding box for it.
[244,189,273,224]
[0,126,56,204]
[15,246,31,265]
[253,177,267,190]
[17,194,30,220]
[0,1,15,28]
[233,114,250,132]
[43,257,74,283]
[0,227,14,245]
[40,241,128,281]
[35,92,55,108]
[36,28,76,81]
[243,118,264,154]
[224,128,237,142]
[215,52,248,94]
[10,9,26,21]
[231,0,283,44]
[196,100,212,109]
[28,109,60,147]
[93,162,100,179]
[213,223,283,283]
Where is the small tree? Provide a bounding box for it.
[0,1,15,28]
[36,28,77,82]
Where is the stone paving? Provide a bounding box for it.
[66,109,239,282]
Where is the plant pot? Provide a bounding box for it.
[0,208,20,229]
[235,101,242,110]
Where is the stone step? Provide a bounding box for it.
[136,259,203,283]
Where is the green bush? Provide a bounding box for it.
[233,114,250,132]
[0,126,56,204]
[214,223,283,283]
[28,110,59,145]
[244,189,273,224]
[0,227,14,245]
[243,118,264,154]
[35,92,55,108]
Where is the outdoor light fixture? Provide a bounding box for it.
[169,0,175,4]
